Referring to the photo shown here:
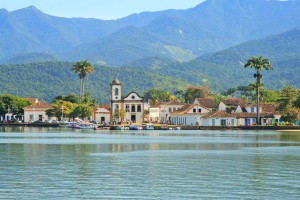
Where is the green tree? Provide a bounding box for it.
[221,87,237,97]
[144,89,176,106]
[52,94,80,104]
[277,86,299,123]
[244,56,273,125]
[294,92,300,108]
[72,60,94,100]
[46,100,76,121]
[70,104,93,120]
[183,86,211,103]
[0,94,31,120]
[82,93,97,107]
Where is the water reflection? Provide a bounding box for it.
[0,128,300,199]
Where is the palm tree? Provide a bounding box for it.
[244,56,273,125]
[72,60,94,100]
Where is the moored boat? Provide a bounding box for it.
[145,123,154,130]
[76,123,95,129]
[129,124,143,130]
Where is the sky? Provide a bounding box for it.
[0,0,206,20]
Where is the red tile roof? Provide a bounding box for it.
[24,98,38,104]
[235,112,275,118]
[159,99,185,106]
[195,98,218,109]
[25,102,52,109]
[203,111,275,119]
[171,104,195,115]
[95,104,111,112]
[203,111,233,118]
[222,98,247,107]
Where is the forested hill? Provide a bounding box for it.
[1,0,300,65]
[0,62,190,103]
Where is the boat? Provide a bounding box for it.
[116,125,125,130]
[76,123,95,129]
[94,126,110,130]
[174,126,181,130]
[144,123,154,130]
[59,121,71,127]
[129,124,143,130]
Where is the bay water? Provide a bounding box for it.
[0,127,299,199]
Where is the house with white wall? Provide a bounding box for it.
[94,104,110,124]
[148,106,160,123]
[157,100,185,123]
[23,100,53,122]
[218,98,247,113]
[169,98,217,126]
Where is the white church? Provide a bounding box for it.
[110,79,144,124]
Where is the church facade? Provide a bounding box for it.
[110,79,144,124]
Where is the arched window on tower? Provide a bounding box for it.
[115,88,119,96]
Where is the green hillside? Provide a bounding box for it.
[127,29,300,92]
[0,62,190,103]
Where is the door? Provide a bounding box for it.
[246,118,251,126]
[131,114,136,123]
[101,117,105,123]
[231,119,235,126]
[212,119,215,126]
[221,119,226,127]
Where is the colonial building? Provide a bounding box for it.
[23,99,53,122]
[110,79,144,124]
[203,99,282,126]
[157,100,185,123]
[94,104,110,124]
[169,98,217,126]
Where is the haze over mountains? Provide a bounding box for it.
[1,0,300,65]
[1,0,300,102]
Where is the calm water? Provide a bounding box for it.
[0,127,299,199]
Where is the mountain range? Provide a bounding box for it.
[1,0,300,65]
[0,0,300,102]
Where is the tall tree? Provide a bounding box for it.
[277,86,300,123]
[183,86,211,103]
[244,56,273,125]
[72,60,94,100]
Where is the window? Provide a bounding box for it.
[251,107,255,113]
[30,115,33,120]
[131,105,136,112]
[169,108,172,112]
[114,88,119,96]
[131,95,135,100]
[125,105,130,112]
[193,109,196,113]
[137,105,141,112]
[198,109,202,113]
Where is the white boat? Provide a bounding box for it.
[76,123,95,129]
[145,123,154,130]
[129,124,143,130]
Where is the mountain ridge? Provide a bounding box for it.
[1,0,300,65]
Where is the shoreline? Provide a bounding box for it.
[1,123,300,131]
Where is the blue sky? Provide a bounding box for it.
[0,0,205,20]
